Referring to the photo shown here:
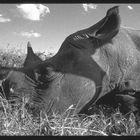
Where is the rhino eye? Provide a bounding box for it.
[10,87,14,94]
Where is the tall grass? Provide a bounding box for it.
[0,95,140,136]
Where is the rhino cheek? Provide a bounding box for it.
[59,74,97,114]
[75,80,97,113]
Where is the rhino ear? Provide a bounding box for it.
[23,42,42,67]
[88,6,120,41]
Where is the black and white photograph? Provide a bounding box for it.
[0,3,140,136]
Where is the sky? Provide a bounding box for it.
[0,4,140,55]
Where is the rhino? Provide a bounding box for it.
[1,6,140,115]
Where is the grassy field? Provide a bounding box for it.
[0,97,139,136]
[0,47,140,136]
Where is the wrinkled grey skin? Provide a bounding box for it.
[1,6,140,115]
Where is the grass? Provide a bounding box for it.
[0,45,51,67]
[0,95,140,136]
[0,45,140,136]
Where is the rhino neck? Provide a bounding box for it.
[98,28,140,94]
